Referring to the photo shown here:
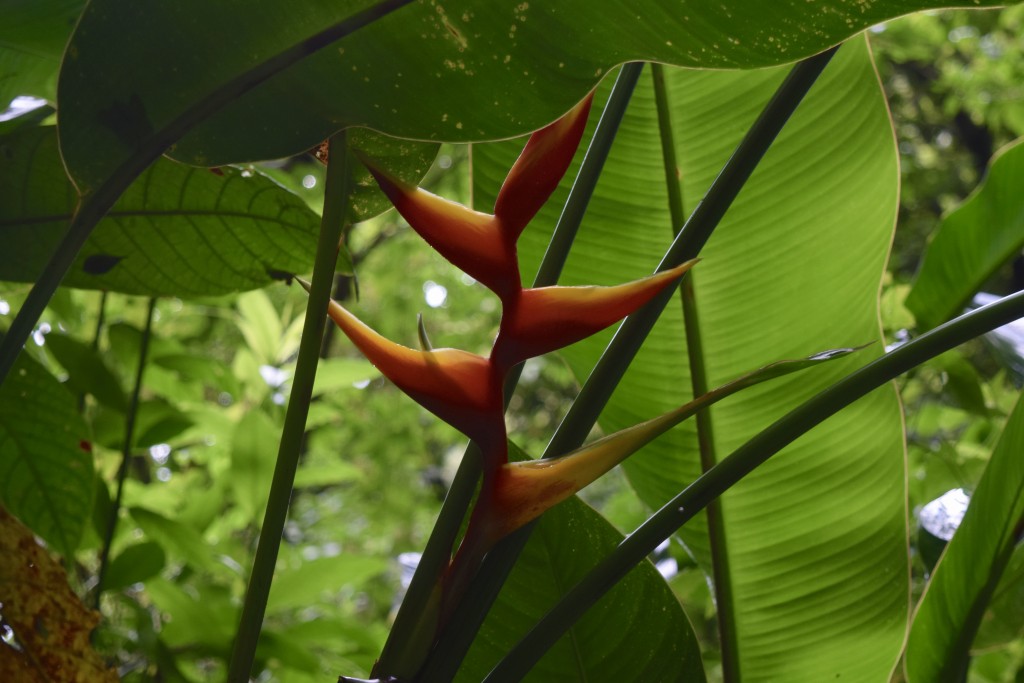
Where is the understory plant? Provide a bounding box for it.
[2,2,1024,682]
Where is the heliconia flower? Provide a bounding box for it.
[358,162,521,299]
[322,295,504,447]
[492,260,698,370]
[492,94,594,240]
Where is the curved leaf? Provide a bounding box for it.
[475,38,905,681]
[57,0,1012,194]
[906,137,1024,330]
[453,441,705,682]
[905,394,1024,682]
[0,347,91,557]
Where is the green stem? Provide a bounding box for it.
[226,131,354,683]
[0,0,416,390]
[651,62,738,681]
[414,62,644,683]
[422,48,836,682]
[93,296,156,608]
[483,290,1024,683]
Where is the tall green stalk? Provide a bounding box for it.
[380,63,644,682]
[0,0,416,390]
[422,49,838,682]
[651,62,738,681]
[226,131,354,683]
[93,296,156,608]
[484,290,1024,682]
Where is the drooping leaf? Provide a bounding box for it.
[906,137,1024,330]
[453,441,705,682]
[475,38,906,680]
[0,346,92,556]
[905,394,1024,682]
[0,506,118,683]
[57,0,1013,196]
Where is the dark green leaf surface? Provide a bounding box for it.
[476,39,905,681]
[0,126,320,296]
[905,137,1024,330]
[905,394,1024,682]
[454,442,704,682]
[0,126,432,296]
[0,347,92,556]
[58,0,1012,194]
[0,0,84,105]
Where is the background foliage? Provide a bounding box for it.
[2,2,1024,682]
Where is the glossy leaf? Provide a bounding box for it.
[906,137,1024,330]
[453,441,705,682]
[905,394,1024,682]
[230,410,279,521]
[0,346,92,557]
[58,0,1011,196]
[475,39,906,680]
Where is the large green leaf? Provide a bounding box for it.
[0,126,435,296]
[56,0,1014,195]
[453,441,704,682]
[905,394,1024,682]
[0,0,84,105]
[0,346,92,556]
[475,38,905,680]
[905,137,1024,330]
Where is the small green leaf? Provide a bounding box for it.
[0,347,92,556]
[44,332,128,412]
[311,357,376,396]
[130,506,234,580]
[103,541,167,591]
[906,137,1024,330]
[266,554,389,615]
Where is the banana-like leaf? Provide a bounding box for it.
[475,38,906,681]
[906,137,1024,330]
[905,394,1024,682]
